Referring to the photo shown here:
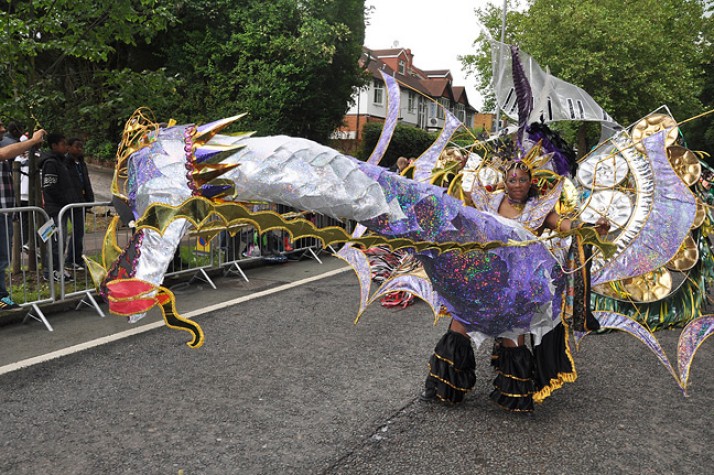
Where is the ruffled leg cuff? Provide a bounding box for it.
[424,331,476,403]
[532,323,577,403]
[489,345,535,413]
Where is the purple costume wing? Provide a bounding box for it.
[355,161,562,337]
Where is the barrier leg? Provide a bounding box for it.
[76,291,106,318]
[300,247,323,264]
[22,303,53,332]
[223,261,250,282]
[191,268,217,290]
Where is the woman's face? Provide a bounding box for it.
[505,167,531,202]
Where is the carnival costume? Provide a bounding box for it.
[86,42,712,407]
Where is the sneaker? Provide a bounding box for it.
[0,295,20,310]
[43,270,73,282]
[65,262,85,271]
[22,244,30,254]
[419,387,437,402]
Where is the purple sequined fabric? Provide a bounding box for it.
[413,111,463,182]
[356,161,561,335]
[127,145,163,219]
[677,316,714,384]
[367,72,400,165]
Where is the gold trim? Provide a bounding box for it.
[432,351,455,368]
[491,387,535,398]
[494,370,532,383]
[427,370,473,392]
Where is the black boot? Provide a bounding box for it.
[421,331,476,403]
[489,345,535,412]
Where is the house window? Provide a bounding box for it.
[373,79,384,105]
[398,60,406,75]
[456,104,465,122]
[437,98,450,119]
[408,92,416,113]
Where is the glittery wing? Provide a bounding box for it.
[335,242,372,322]
[592,311,680,388]
[589,129,697,286]
[367,274,441,319]
[677,316,714,394]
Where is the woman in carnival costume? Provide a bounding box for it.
[420,139,610,413]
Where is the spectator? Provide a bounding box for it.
[5,122,32,249]
[0,121,45,310]
[40,133,81,282]
[64,138,94,270]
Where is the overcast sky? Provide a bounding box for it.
[364,0,496,109]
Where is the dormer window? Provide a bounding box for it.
[398,60,405,75]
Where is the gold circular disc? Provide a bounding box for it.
[631,114,679,154]
[556,177,579,216]
[611,267,674,303]
[665,234,699,271]
[667,145,701,186]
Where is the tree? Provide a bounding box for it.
[679,1,714,157]
[463,0,711,153]
[0,0,176,137]
[150,0,367,143]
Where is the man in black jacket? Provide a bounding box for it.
[64,138,94,270]
[40,133,81,282]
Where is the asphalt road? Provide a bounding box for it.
[1,257,712,474]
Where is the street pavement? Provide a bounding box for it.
[0,254,712,474]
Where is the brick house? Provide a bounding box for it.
[332,47,479,150]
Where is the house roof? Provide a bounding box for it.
[362,50,431,96]
[370,48,410,58]
[453,86,477,112]
[424,69,452,78]
[361,47,476,112]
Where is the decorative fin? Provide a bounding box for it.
[677,315,714,393]
[192,163,240,186]
[593,310,681,388]
[366,71,400,165]
[157,287,205,349]
[84,257,108,290]
[369,273,441,317]
[200,183,234,199]
[335,246,372,322]
[412,111,462,182]
[194,144,245,164]
[101,216,124,268]
[193,114,247,145]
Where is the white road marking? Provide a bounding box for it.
[0,267,353,375]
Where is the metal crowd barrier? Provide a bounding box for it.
[1,200,350,332]
[1,205,56,330]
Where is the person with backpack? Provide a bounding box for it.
[40,133,82,282]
